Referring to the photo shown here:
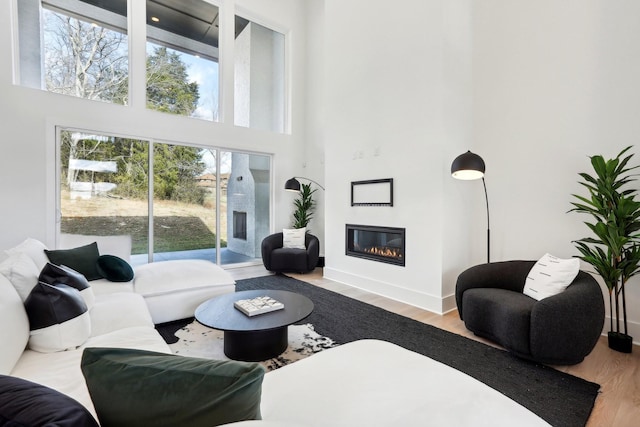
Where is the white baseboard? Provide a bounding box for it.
[323,267,456,315]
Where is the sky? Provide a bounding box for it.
[147,43,220,122]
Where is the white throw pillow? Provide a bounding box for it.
[283,227,306,249]
[5,238,50,270]
[0,252,40,301]
[523,253,580,301]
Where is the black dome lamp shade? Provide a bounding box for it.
[451,150,490,263]
[284,177,301,192]
[284,177,325,192]
[451,150,485,180]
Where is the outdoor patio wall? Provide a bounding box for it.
[0,0,314,256]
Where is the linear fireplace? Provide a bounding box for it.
[345,224,405,266]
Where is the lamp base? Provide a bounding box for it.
[608,331,633,353]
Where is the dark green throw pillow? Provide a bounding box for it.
[45,242,102,281]
[96,255,134,282]
[81,347,265,427]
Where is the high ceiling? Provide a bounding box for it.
[78,0,249,48]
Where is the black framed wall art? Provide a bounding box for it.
[351,178,393,206]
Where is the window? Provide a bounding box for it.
[146,0,220,121]
[15,2,289,130]
[234,15,286,133]
[17,0,129,104]
[58,128,270,266]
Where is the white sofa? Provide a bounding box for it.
[0,237,552,426]
[57,234,237,324]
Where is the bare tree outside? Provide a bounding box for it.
[43,8,128,104]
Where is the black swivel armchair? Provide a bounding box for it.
[455,260,605,365]
[261,232,320,274]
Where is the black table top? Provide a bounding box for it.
[195,289,314,332]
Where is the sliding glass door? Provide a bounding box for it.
[151,142,215,262]
[58,128,270,266]
[59,130,150,262]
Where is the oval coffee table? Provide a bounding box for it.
[195,290,314,362]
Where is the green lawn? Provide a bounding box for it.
[61,216,226,254]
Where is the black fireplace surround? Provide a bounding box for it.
[345,224,405,266]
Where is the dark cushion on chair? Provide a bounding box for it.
[455,261,535,319]
[270,248,309,272]
[462,288,536,356]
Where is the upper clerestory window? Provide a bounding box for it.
[14,0,289,134]
[16,0,129,104]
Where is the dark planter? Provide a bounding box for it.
[608,331,633,353]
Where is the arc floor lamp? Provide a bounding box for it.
[284,177,325,192]
[451,150,490,263]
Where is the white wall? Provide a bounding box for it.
[0,0,310,253]
[299,0,326,251]
[473,1,640,340]
[317,0,640,335]
[320,0,473,313]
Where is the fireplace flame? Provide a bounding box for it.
[363,246,403,259]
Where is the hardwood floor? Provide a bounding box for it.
[229,266,640,427]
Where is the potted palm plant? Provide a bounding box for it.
[570,146,640,353]
[292,183,317,229]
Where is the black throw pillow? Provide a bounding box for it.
[45,242,102,281]
[25,283,88,330]
[25,282,91,353]
[96,255,134,282]
[38,262,95,309]
[0,374,99,427]
[39,262,90,291]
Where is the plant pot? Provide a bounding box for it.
[608,331,633,353]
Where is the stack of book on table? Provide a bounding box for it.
[234,296,284,317]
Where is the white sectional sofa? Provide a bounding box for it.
[0,236,552,426]
[57,234,237,324]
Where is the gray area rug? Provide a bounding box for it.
[233,274,600,427]
[169,321,337,371]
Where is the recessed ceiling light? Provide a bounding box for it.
[151,16,160,22]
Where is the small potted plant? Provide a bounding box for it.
[292,183,316,229]
[570,146,640,353]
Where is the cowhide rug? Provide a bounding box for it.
[169,321,338,371]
